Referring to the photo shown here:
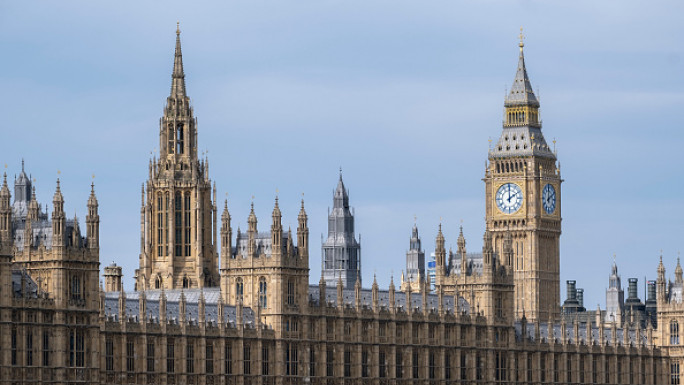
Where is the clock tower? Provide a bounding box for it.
[484,33,561,322]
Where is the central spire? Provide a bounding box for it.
[505,28,539,110]
[171,22,186,98]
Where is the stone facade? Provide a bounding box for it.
[0,27,680,385]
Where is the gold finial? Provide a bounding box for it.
[519,27,525,49]
[57,169,61,175]
[176,22,180,35]
[91,174,95,180]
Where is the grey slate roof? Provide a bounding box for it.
[104,288,255,326]
[448,252,486,276]
[11,269,40,299]
[489,125,555,159]
[514,320,648,347]
[307,285,469,315]
[505,46,539,107]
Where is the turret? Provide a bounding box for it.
[247,203,257,258]
[52,179,66,248]
[271,196,282,256]
[86,183,99,250]
[389,276,396,312]
[372,275,379,312]
[657,255,666,304]
[179,290,187,325]
[198,288,206,326]
[220,200,231,265]
[297,199,308,259]
[676,258,683,284]
[482,230,494,274]
[435,224,446,277]
[319,272,326,306]
[139,288,147,321]
[159,287,167,323]
[458,227,467,276]
[104,263,123,292]
[28,186,39,221]
[0,173,11,243]
[336,276,343,310]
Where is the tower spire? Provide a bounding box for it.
[171,22,186,98]
[505,27,539,111]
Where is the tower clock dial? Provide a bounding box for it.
[542,183,556,214]
[496,183,523,214]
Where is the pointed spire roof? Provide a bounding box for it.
[221,199,230,222]
[676,257,683,283]
[505,29,539,108]
[53,179,63,203]
[0,172,9,197]
[170,22,187,98]
[88,182,98,206]
[272,195,281,218]
[333,168,349,209]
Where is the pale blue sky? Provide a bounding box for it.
[1,1,683,309]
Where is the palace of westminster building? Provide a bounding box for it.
[2,26,684,385]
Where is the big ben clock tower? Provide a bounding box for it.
[485,32,561,322]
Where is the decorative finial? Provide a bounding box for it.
[21,159,24,172]
[519,27,525,49]
[57,169,61,176]
[413,214,417,224]
[176,21,180,35]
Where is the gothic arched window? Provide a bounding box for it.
[182,276,189,289]
[671,320,680,345]
[71,276,81,300]
[235,278,244,303]
[287,279,295,306]
[258,277,267,309]
[176,124,184,154]
[155,276,161,289]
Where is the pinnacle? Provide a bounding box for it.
[170,24,187,98]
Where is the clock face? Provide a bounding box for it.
[542,183,556,214]
[496,183,523,214]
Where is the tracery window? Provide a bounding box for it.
[235,278,243,303]
[259,277,268,308]
[71,275,82,300]
[184,194,191,256]
[287,279,295,306]
[68,328,85,367]
[176,123,184,154]
[673,320,680,345]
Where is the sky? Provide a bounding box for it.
[1,0,683,309]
